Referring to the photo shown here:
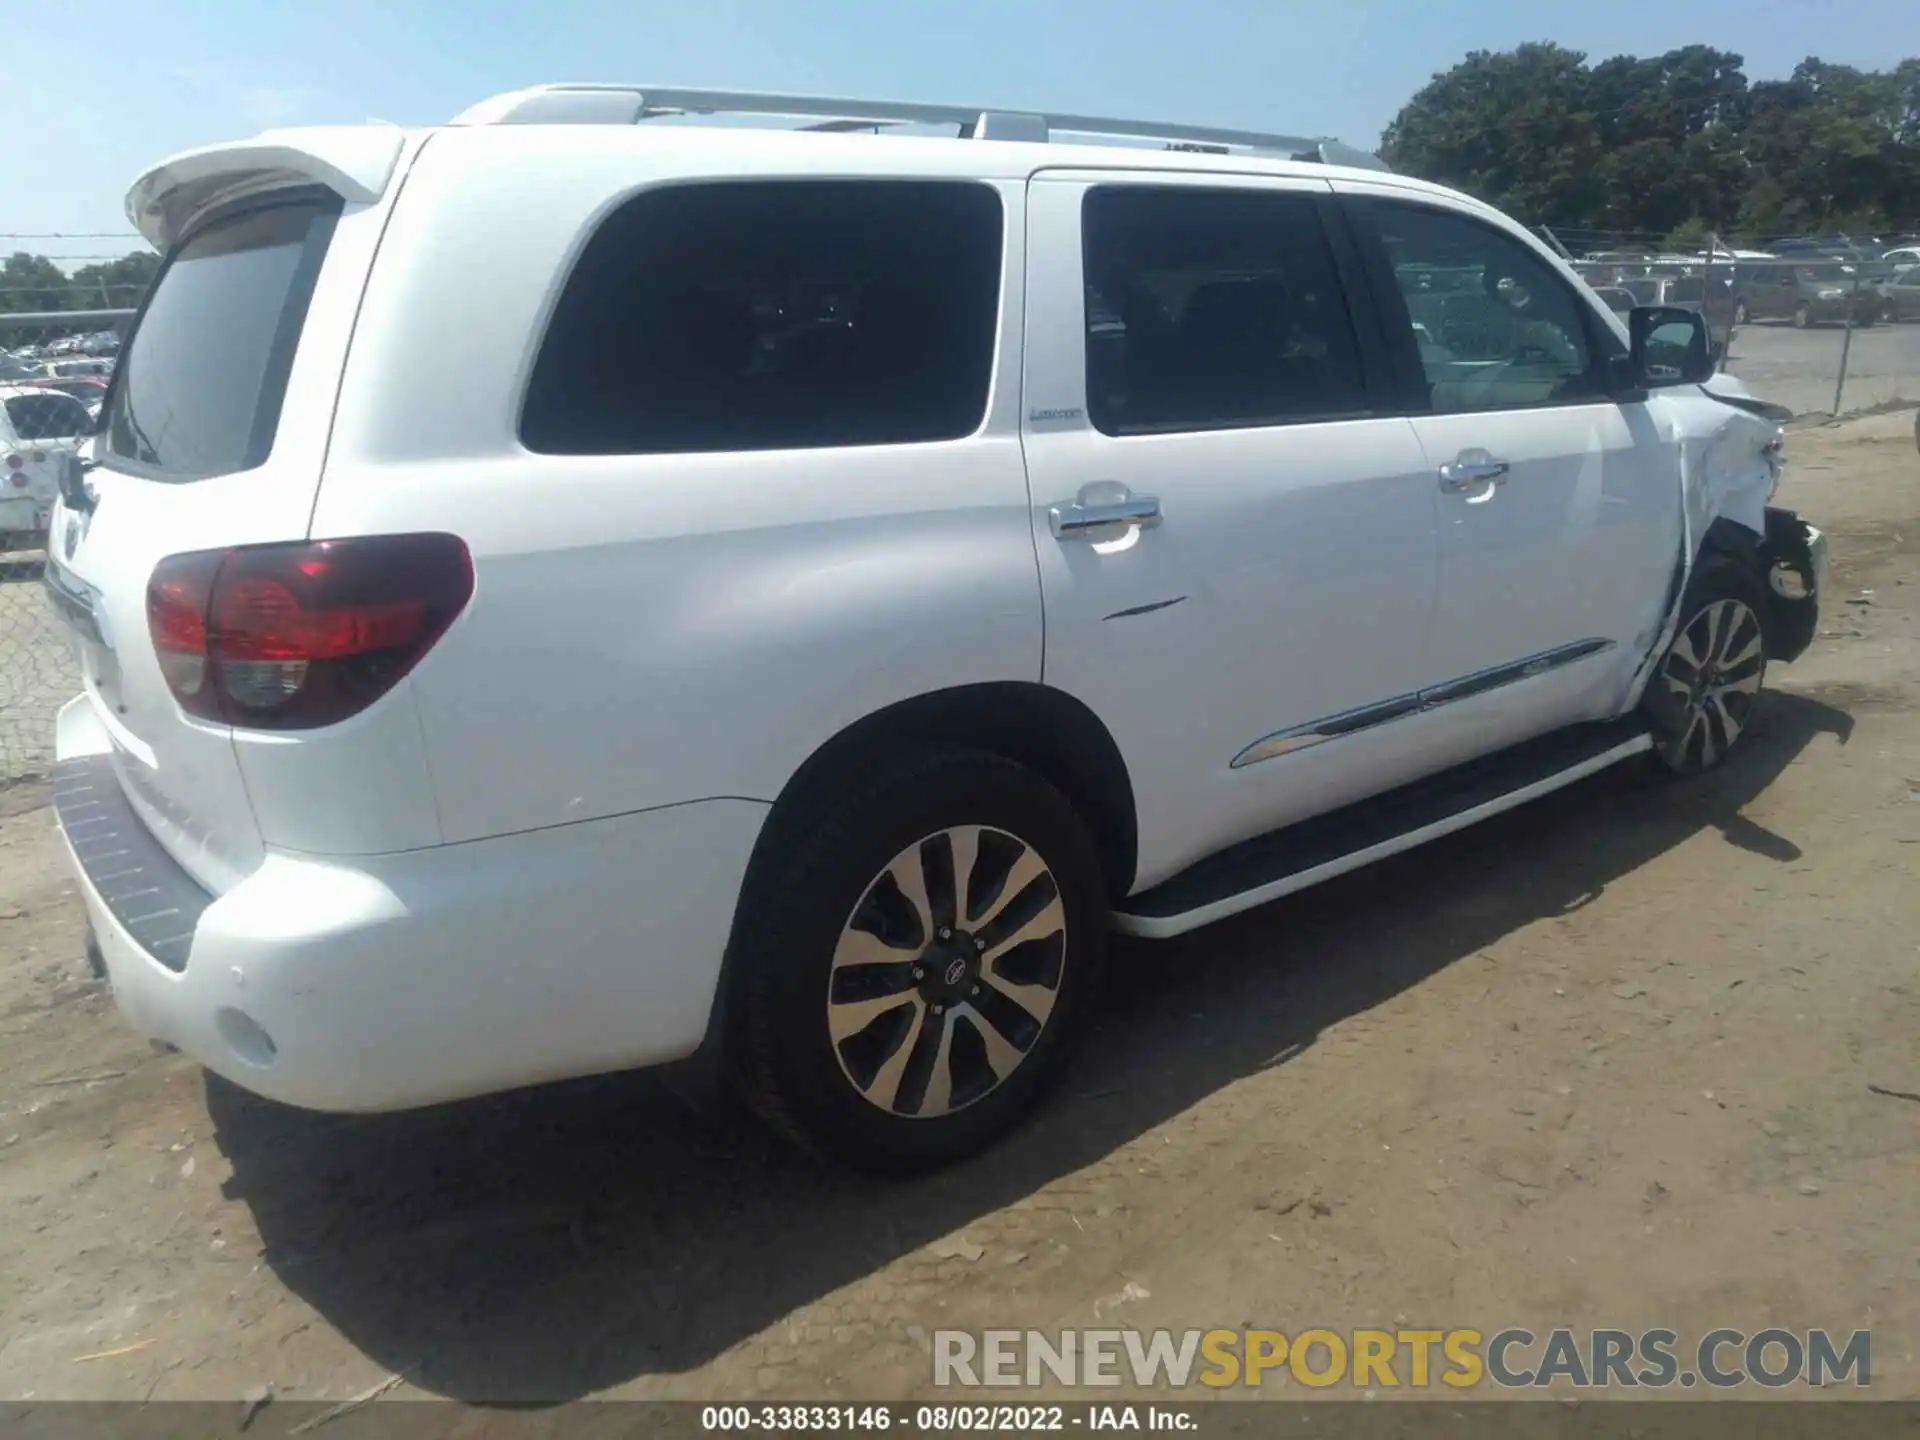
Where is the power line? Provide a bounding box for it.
[0,232,145,241]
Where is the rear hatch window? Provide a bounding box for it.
[6,391,91,441]
[101,194,339,482]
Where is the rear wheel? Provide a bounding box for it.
[1791,302,1811,329]
[1733,299,1749,326]
[1642,555,1769,777]
[729,749,1106,1173]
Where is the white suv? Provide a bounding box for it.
[2,385,92,551]
[46,85,1827,1171]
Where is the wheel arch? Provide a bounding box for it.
[706,682,1138,1047]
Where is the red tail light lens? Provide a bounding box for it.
[146,535,474,730]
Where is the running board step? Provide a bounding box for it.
[1115,719,1652,938]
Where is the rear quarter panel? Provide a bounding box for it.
[315,127,1043,841]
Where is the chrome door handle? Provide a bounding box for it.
[1438,458,1510,492]
[1049,496,1162,538]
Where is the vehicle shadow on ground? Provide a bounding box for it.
[206,691,1853,1404]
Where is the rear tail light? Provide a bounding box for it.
[146,534,473,730]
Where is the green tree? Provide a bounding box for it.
[1381,44,1920,242]
[1380,43,1609,227]
[0,252,72,314]
[70,251,160,310]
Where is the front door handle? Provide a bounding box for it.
[1050,496,1163,538]
[1438,454,1511,492]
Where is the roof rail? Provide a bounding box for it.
[448,84,1392,172]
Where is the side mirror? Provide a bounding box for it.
[1630,305,1715,386]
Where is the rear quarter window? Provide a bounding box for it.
[520,180,1005,455]
[101,194,339,482]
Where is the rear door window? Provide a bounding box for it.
[521,180,1004,455]
[1080,185,1368,435]
[6,391,91,441]
[101,195,340,482]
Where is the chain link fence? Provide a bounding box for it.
[1549,227,1920,419]
[1,303,131,789]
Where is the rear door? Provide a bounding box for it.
[1022,171,1442,888]
[47,180,392,892]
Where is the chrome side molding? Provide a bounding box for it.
[1230,638,1616,769]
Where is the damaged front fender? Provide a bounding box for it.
[1622,375,1806,709]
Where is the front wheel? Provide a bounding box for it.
[1792,302,1812,329]
[729,748,1107,1173]
[1733,299,1749,326]
[1642,555,1770,777]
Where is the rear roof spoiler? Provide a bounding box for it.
[125,126,407,252]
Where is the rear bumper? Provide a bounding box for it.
[53,696,768,1112]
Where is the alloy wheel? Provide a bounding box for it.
[1653,598,1765,771]
[827,826,1066,1119]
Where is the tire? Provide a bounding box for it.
[729,748,1107,1173]
[1641,553,1770,777]
[1733,299,1749,326]
[1791,302,1811,329]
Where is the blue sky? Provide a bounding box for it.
[3,0,1916,266]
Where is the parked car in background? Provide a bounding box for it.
[1590,284,1637,315]
[0,385,91,552]
[1620,273,1737,341]
[1879,268,1920,322]
[1734,261,1883,327]
[1883,246,1920,276]
[36,357,114,380]
[27,375,110,419]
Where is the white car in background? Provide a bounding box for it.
[0,385,92,553]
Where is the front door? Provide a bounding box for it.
[1021,171,1443,891]
[1339,189,1680,754]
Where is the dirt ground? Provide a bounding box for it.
[2,411,1918,1411]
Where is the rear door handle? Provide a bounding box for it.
[1438,456,1510,492]
[1050,496,1162,538]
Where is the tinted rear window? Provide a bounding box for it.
[6,392,91,441]
[1082,186,1368,435]
[521,180,1004,455]
[102,195,339,481]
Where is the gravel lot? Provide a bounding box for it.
[1,410,1917,1417]
[1723,318,1920,418]
[0,553,77,790]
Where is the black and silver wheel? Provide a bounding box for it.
[1792,302,1811,329]
[1644,557,1768,776]
[730,749,1105,1172]
[828,826,1066,1120]
[1733,298,1749,326]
